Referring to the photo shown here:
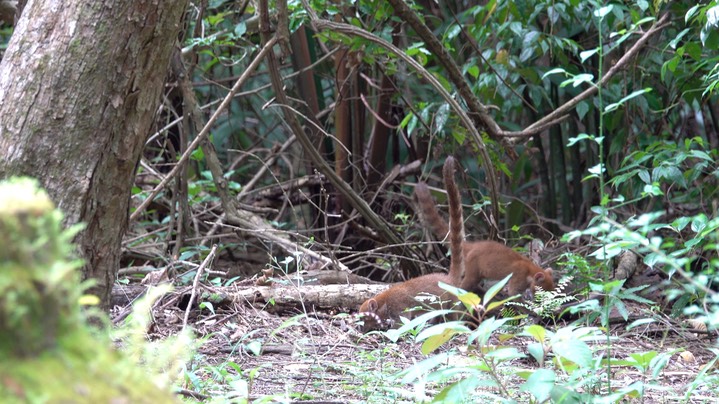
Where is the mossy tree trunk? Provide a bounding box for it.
[0,0,190,308]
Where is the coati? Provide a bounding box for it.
[414,162,555,298]
[357,157,466,332]
[357,273,456,332]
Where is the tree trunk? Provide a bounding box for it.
[0,0,190,308]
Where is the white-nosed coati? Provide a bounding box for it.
[415,161,555,298]
[358,157,465,332]
[357,273,456,332]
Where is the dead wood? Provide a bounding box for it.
[111,284,150,307]
[613,250,641,280]
[232,283,391,313]
[277,269,383,286]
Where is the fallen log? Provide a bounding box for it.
[232,283,392,313]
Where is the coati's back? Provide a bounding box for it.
[357,273,455,332]
[415,160,555,298]
[463,240,555,296]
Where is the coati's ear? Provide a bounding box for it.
[534,272,546,282]
[543,268,553,276]
[368,298,379,312]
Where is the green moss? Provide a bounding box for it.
[0,177,181,402]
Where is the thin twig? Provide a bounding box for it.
[130,36,279,222]
[182,244,217,330]
[260,2,424,274]
[510,13,671,138]
[300,4,501,239]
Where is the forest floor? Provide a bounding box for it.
[113,276,719,403]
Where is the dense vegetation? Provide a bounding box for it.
[5,0,719,401]
[131,1,719,401]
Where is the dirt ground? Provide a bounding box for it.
[112,281,719,404]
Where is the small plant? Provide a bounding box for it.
[514,276,576,323]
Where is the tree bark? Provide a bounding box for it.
[0,0,190,308]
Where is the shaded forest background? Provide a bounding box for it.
[2,0,719,402]
[0,0,715,310]
[118,0,718,288]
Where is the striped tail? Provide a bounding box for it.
[443,156,465,287]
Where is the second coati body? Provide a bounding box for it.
[357,157,465,331]
[415,166,554,298]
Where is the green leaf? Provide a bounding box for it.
[234,21,247,37]
[605,88,652,112]
[398,352,451,383]
[562,73,594,88]
[683,41,702,61]
[580,48,599,63]
[520,368,556,402]
[706,4,719,28]
[523,324,547,342]
[567,133,593,147]
[642,183,663,196]
[434,378,488,403]
[483,274,512,305]
[486,297,521,313]
[469,317,514,345]
[485,346,525,362]
[434,103,450,133]
[649,351,674,379]
[551,385,587,403]
[457,290,482,309]
[421,327,458,354]
[594,5,613,19]
[245,340,262,356]
[702,27,719,49]
[685,4,701,23]
[575,101,590,120]
[691,214,708,233]
[628,350,657,370]
[552,338,593,368]
[638,169,650,184]
[467,65,480,79]
[542,67,567,79]
[527,342,546,365]
[199,301,215,315]
[190,147,205,161]
[689,150,712,161]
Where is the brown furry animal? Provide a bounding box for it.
[357,157,466,331]
[415,160,554,298]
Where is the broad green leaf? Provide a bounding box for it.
[605,88,652,112]
[434,377,495,403]
[527,342,546,365]
[234,21,247,37]
[484,346,524,362]
[580,48,599,63]
[627,318,656,331]
[567,133,593,147]
[638,169,650,184]
[245,340,262,356]
[483,274,512,305]
[398,352,451,383]
[520,368,556,402]
[524,324,547,342]
[467,65,480,79]
[685,4,701,23]
[575,101,590,120]
[552,338,593,368]
[594,5,613,19]
[421,327,458,354]
[542,67,567,79]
